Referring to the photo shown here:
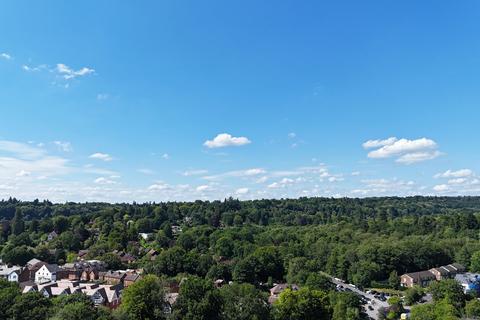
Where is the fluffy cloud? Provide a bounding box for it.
[204,133,251,148]
[235,187,249,195]
[56,63,95,80]
[268,178,295,189]
[362,137,398,149]
[22,64,47,72]
[148,183,170,191]
[1,53,12,60]
[430,168,479,194]
[434,169,473,179]
[89,153,113,162]
[363,137,441,164]
[196,185,211,192]
[433,184,449,192]
[396,151,441,164]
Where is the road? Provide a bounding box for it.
[329,277,389,319]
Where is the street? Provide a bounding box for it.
[330,277,389,319]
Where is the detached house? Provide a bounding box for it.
[35,264,60,283]
[0,265,22,282]
[268,283,299,304]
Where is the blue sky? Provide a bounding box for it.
[0,1,479,202]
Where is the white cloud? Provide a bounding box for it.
[94,177,116,185]
[364,137,441,164]
[22,64,47,72]
[448,178,467,185]
[244,168,265,176]
[204,133,251,148]
[0,140,71,180]
[288,132,296,139]
[182,169,208,176]
[196,185,211,192]
[354,178,417,196]
[328,176,344,182]
[0,140,46,159]
[433,184,449,192]
[162,153,170,160]
[362,137,398,149]
[1,53,11,60]
[255,176,268,184]
[53,141,72,152]
[56,63,95,80]
[89,153,113,162]
[396,151,441,164]
[235,187,249,195]
[268,178,294,189]
[434,169,473,179]
[148,183,170,191]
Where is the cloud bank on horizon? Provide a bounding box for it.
[0,133,476,203]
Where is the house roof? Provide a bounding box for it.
[402,271,436,281]
[120,253,136,262]
[27,258,44,268]
[0,265,21,276]
[449,263,465,271]
[270,283,299,295]
[124,273,140,282]
[78,250,89,257]
[104,271,126,279]
[430,267,450,275]
[82,287,108,302]
[165,292,179,305]
[44,264,60,273]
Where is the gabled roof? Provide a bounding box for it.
[430,267,450,275]
[44,264,60,273]
[402,270,436,281]
[124,273,140,282]
[0,265,21,276]
[27,258,44,268]
[270,283,299,295]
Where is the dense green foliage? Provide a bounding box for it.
[2,196,480,319]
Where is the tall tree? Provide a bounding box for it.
[121,275,167,320]
[11,207,25,235]
[273,288,331,320]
